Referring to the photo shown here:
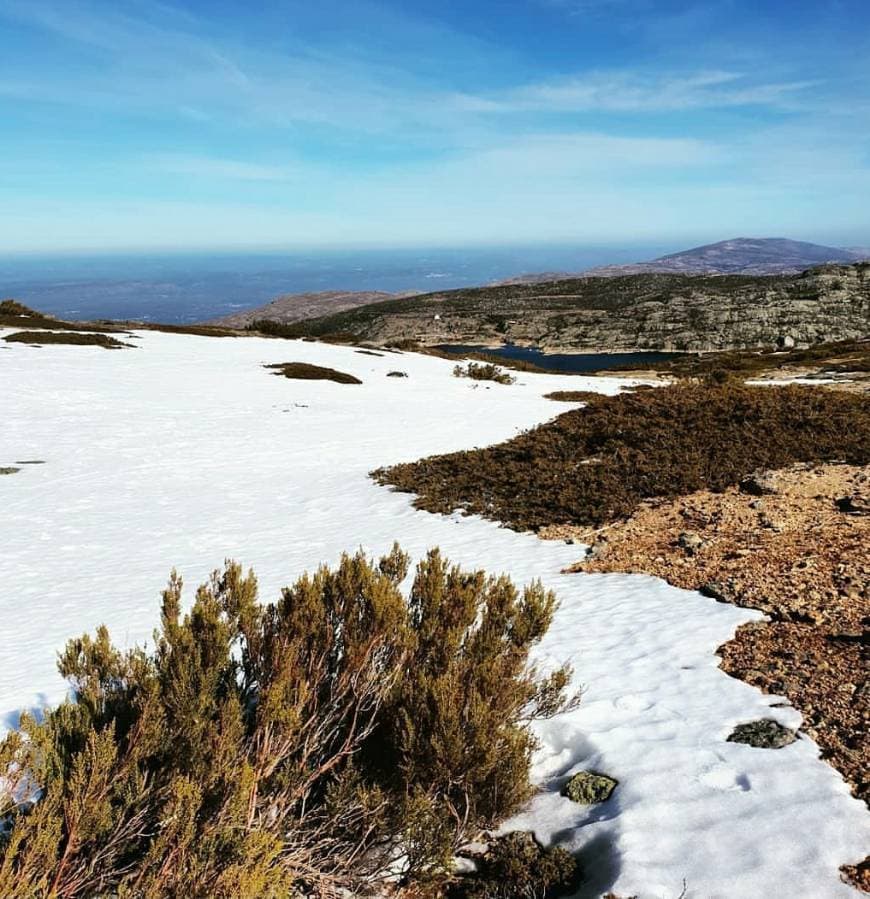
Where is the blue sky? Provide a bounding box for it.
[1,0,868,252]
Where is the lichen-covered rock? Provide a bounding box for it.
[562,771,618,804]
[727,719,797,749]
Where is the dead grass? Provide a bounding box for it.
[264,361,362,384]
[3,331,134,349]
[373,383,870,531]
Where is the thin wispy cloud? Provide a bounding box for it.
[455,70,818,115]
[0,0,867,250]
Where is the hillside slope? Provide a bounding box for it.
[207,289,413,328]
[258,263,870,353]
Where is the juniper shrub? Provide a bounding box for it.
[0,546,575,897]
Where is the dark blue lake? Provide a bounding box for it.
[437,344,680,373]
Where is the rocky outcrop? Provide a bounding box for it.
[206,290,414,329]
[293,263,870,353]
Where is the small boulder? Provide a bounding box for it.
[585,540,607,561]
[386,370,408,378]
[677,531,704,553]
[562,771,618,804]
[835,494,869,516]
[727,719,797,749]
[0,466,21,475]
[739,469,780,496]
[700,581,731,602]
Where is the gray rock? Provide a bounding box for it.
[700,581,731,602]
[678,531,704,553]
[562,771,618,804]
[386,370,408,378]
[739,469,780,496]
[585,541,607,561]
[0,467,21,475]
[727,719,797,749]
[835,494,869,516]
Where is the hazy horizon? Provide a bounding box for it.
[1,241,676,322]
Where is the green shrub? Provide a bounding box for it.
[453,362,515,385]
[0,547,575,897]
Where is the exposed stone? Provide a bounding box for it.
[677,531,704,553]
[0,467,21,475]
[727,719,798,749]
[562,771,618,804]
[740,469,781,496]
[836,494,869,516]
[700,581,731,602]
[386,371,409,378]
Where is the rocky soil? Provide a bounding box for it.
[562,463,869,807]
[560,461,869,891]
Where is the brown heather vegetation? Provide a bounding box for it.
[3,331,134,349]
[0,300,239,340]
[373,383,870,531]
[543,390,603,403]
[264,361,363,385]
[0,547,577,898]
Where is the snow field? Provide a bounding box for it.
[1,329,867,897]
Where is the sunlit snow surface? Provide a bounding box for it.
[1,330,867,898]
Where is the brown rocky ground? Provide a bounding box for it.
[554,462,869,891]
[558,462,868,805]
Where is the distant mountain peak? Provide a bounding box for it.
[501,237,867,284]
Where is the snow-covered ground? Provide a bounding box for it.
[1,330,866,898]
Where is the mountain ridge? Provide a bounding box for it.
[265,263,870,353]
[499,237,866,284]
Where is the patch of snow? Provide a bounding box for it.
[1,329,866,897]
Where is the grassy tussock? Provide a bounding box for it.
[374,383,870,531]
[264,361,362,384]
